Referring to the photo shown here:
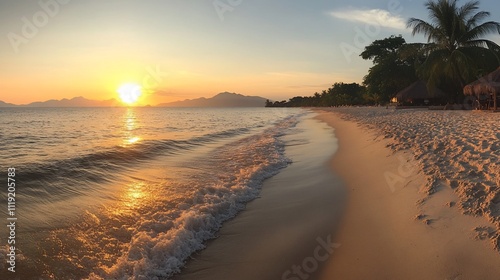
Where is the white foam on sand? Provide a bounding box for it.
[84,116,299,280]
[174,115,346,280]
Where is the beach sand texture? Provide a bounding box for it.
[328,107,500,248]
[317,108,500,279]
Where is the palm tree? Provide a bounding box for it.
[407,0,500,100]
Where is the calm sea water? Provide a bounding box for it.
[0,107,311,279]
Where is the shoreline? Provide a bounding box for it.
[174,113,345,280]
[175,108,500,279]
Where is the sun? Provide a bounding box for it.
[117,83,142,105]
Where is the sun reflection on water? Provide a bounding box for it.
[123,182,147,210]
[108,181,152,218]
[125,136,141,145]
[122,108,142,146]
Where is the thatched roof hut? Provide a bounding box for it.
[395,81,445,104]
[463,67,500,111]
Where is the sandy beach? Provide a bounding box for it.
[175,108,500,279]
[317,108,500,279]
[4,1,500,278]
[175,116,346,280]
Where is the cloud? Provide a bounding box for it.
[330,8,406,30]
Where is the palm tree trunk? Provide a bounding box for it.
[452,62,467,102]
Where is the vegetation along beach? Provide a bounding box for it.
[0,0,499,279]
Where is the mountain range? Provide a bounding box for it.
[0,92,269,108]
[0,97,119,107]
[157,92,268,107]
[0,100,17,107]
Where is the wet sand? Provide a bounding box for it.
[175,115,346,280]
[175,108,500,279]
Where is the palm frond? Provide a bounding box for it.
[407,18,444,43]
[466,11,490,29]
[458,46,500,77]
[457,0,480,20]
[464,39,500,49]
[482,40,500,52]
[461,21,500,42]
[407,18,430,32]
[449,49,477,82]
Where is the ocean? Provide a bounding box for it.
[0,107,323,279]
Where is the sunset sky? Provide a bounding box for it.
[1,0,499,105]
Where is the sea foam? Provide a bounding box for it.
[87,115,299,279]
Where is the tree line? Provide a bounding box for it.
[267,0,500,108]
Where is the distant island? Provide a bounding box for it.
[0,97,120,107]
[157,92,268,107]
[0,92,269,108]
[0,100,17,107]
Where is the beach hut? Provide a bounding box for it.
[463,67,500,111]
[395,81,446,106]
